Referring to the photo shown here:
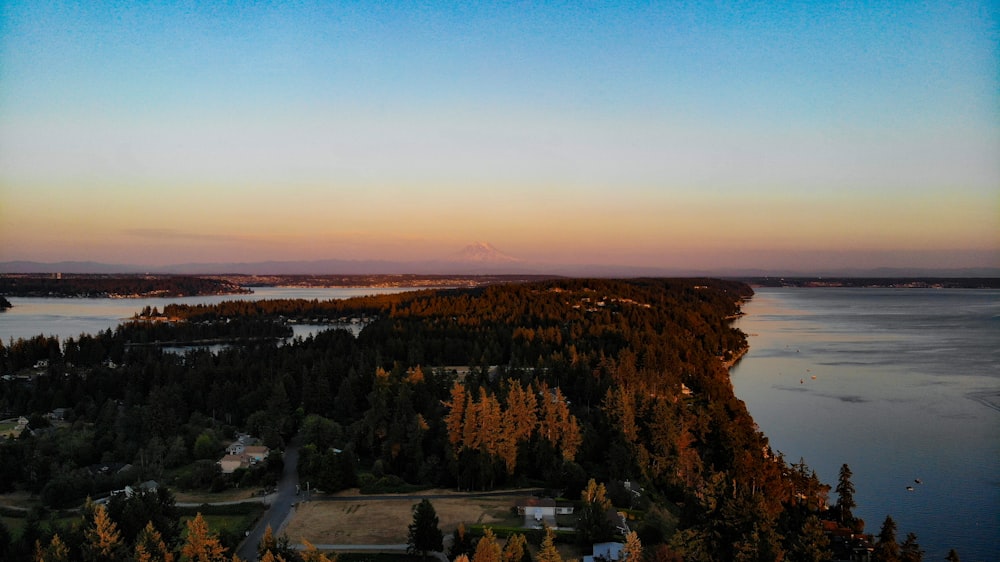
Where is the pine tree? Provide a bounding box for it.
[835,464,856,525]
[444,382,467,453]
[0,518,11,561]
[407,499,443,559]
[449,523,474,559]
[300,540,338,562]
[502,533,530,562]
[472,528,502,562]
[900,532,923,562]
[134,521,175,562]
[84,504,125,562]
[873,515,900,562]
[180,513,228,562]
[536,526,563,562]
[34,534,70,562]
[622,531,643,562]
[577,479,615,545]
[785,514,830,562]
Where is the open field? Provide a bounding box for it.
[283,491,521,545]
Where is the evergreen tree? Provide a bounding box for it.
[407,499,443,559]
[300,540,337,562]
[134,521,175,562]
[449,523,475,560]
[0,517,11,561]
[537,527,563,562]
[900,532,923,562]
[83,504,126,562]
[502,533,531,562]
[472,528,502,562]
[180,513,228,562]
[873,515,900,562]
[34,534,70,562]
[622,531,643,562]
[835,464,856,525]
[257,525,297,562]
[785,514,830,562]
[577,479,616,545]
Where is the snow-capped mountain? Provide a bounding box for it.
[454,242,521,263]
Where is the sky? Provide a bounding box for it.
[1,1,998,272]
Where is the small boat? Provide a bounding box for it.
[906,486,914,491]
[914,478,922,484]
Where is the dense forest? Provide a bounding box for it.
[1,278,899,561]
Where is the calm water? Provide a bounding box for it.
[732,288,1000,561]
[0,286,414,344]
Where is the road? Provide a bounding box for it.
[235,439,301,562]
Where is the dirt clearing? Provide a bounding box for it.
[283,492,518,545]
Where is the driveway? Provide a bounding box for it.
[235,439,301,561]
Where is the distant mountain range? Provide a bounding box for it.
[2,244,999,278]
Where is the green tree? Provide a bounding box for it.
[107,486,181,547]
[502,533,531,562]
[785,514,830,562]
[835,464,856,525]
[257,525,297,562]
[873,515,900,562]
[406,499,443,559]
[577,479,616,545]
[900,532,922,562]
[35,534,70,562]
[449,523,474,560]
[134,522,175,562]
[0,517,11,561]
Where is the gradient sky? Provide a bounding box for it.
[1,1,998,271]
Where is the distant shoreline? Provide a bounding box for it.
[737,276,1000,289]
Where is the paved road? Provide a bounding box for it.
[309,488,544,502]
[295,543,449,562]
[235,440,301,561]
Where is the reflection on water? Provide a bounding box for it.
[732,288,1000,562]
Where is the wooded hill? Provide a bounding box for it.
[0,278,834,560]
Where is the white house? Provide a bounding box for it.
[583,542,624,562]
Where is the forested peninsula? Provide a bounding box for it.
[0,274,250,298]
[2,279,874,560]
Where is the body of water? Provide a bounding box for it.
[732,288,1000,561]
[0,286,415,344]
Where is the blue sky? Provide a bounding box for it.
[1,1,997,271]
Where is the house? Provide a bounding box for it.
[217,443,270,474]
[218,454,249,474]
[583,542,624,562]
[123,480,158,498]
[514,497,574,528]
[48,408,69,421]
[244,446,269,463]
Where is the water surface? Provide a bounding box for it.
[0,286,414,344]
[732,288,999,561]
